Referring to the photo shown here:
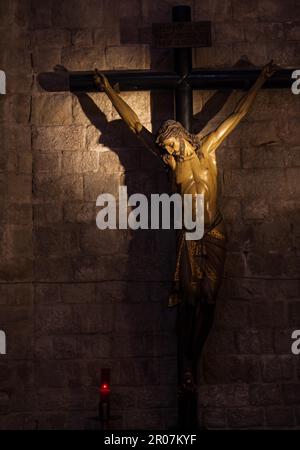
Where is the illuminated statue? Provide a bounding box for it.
[94,60,277,398]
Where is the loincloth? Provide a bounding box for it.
[169,210,227,307]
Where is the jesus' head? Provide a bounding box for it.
[155,120,202,161]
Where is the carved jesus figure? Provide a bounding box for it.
[94,60,276,405]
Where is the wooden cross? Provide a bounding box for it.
[38,4,298,430]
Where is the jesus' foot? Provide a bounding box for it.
[178,368,197,395]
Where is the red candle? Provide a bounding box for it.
[99,369,111,422]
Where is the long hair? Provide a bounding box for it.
[155,120,202,156]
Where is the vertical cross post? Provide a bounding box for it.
[173,5,193,132]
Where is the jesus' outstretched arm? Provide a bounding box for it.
[200,60,278,155]
[94,70,161,158]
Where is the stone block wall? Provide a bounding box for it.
[0,0,300,429]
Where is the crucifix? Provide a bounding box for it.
[40,4,297,430]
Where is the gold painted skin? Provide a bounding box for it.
[162,137,218,225]
[94,61,277,228]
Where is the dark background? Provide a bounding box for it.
[0,0,300,429]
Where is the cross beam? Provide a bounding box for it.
[69,68,296,92]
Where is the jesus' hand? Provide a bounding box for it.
[262,59,279,79]
[94,69,110,90]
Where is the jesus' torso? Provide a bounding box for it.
[173,150,218,225]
